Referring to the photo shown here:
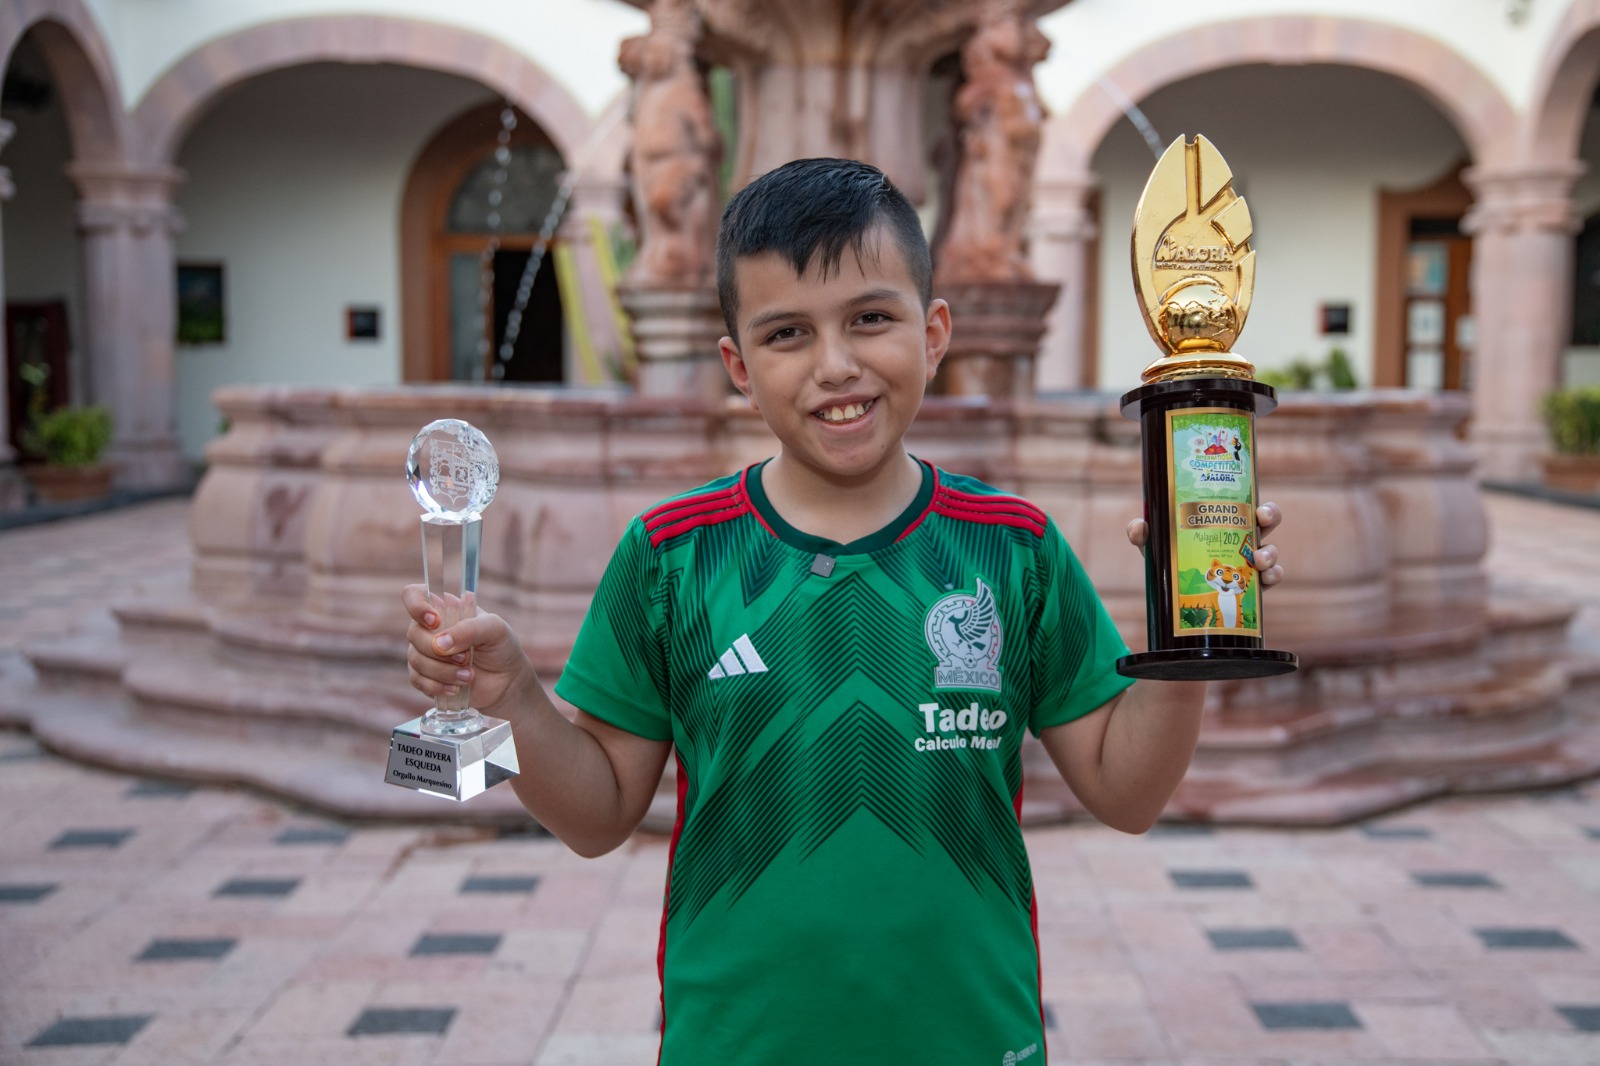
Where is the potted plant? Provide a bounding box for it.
[1539,386,1600,492]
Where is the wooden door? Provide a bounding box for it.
[5,301,70,455]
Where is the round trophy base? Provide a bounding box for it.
[1117,648,1298,681]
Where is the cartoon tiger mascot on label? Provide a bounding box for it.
[1179,559,1251,629]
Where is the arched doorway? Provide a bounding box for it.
[401,102,567,384]
[2,29,78,454]
[0,7,127,484]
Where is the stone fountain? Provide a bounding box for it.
[2,0,1597,828]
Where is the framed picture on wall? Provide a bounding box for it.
[176,263,225,345]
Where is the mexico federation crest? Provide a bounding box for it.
[925,579,1003,693]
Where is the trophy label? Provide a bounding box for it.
[1166,407,1261,637]
[385,732,461,796]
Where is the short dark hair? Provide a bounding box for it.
[715,157,932,339]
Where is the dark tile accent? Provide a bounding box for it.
[1252,1002,1362,1031]
[411,933,501,956]
[27,1014,153,1047]
[275,826,350,845]
[1360,824,1433,840]
[1585,827,1600,840]
[137,937,237,962]
[1413,871,1499,889]
[1147,823,1215,837]
[1042,1002,1058,1031]
[1208,928,1302,951]
[347,1007,455,1037]
[126,779,194,798]
[0,883,57,903]
[50,828,134,849]
[214,878,299,898]
[1558,1005,1600,1032]
[460,875,539,895]
[1475,927,1581,950]
[1170,869,1253,890]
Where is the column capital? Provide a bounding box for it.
[1462,161,1586,236]
[68,162,186,234]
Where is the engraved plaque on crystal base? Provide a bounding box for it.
[384,418,521,799]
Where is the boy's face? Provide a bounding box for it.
[719,229,950,487]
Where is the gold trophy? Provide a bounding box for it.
[1116,135,1296,680]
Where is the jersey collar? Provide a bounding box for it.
[744,459,935,556]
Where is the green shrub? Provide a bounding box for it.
[1259,350,1358,391]
[24,405,113,467]
[1543,387,1600,455]
[1324,348,1358,389]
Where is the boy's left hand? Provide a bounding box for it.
[1126,501,1284,588]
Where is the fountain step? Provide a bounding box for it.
[0,671,534,828]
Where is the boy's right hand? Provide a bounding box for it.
[402,585,535,716]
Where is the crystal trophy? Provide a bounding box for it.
[384,418,520,799]
[1116,135,1296,680]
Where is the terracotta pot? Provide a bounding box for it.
[1539,453,1600,494]
[25,463,113,503]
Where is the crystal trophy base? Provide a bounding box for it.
[385,716,520,801]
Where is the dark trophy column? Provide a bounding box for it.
[1115,136,1296,682]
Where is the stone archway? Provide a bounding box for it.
[1528,0,1600,168]
[1024,13,1548,473]
[131,16,600,172]
[0,0,125,163]
[0,0,132,503]
[107,16,622,490]
[1050,17,1516,177]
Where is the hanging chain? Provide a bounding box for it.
[474,106,516,380]
[477,100,626,382]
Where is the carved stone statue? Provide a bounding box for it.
[619,0,722,286]
[935,0,1050,283]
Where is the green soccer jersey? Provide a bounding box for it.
[555,460,1132,1065]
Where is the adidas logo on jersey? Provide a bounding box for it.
[708,634,768,680]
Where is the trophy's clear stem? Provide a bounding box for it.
[421,514,484,736]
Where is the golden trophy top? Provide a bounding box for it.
[1131,134,1257,384]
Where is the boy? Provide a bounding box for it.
[403,157,1283,1063]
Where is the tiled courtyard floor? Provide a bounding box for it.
[2,492,1600,1065]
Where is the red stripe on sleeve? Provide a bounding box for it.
[643,485,744,529]
[932,497,1048,537]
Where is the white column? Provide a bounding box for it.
[0,119,23,510]
[556,173,632,386]
[68,162,189,490]
[1462,162,1584,482]
[1030,167,1098,392]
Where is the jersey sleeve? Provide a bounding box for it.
[1028,519,1134,735]
[553,518,674,742]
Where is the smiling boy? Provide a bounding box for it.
[403,157,1282,1064]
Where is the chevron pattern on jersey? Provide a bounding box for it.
[666,696,1031,931]
[664,565,1033,931]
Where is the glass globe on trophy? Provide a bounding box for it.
[384,418,520,800]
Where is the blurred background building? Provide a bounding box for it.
[3,0,1600,497]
